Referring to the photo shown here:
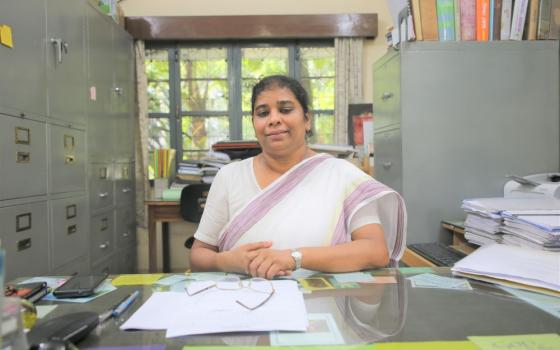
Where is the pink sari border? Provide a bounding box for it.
[330,180,406,261]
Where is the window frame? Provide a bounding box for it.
[145,39,334,164]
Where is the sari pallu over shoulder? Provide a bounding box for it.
[218,154,332,251]
[217,154,407,264]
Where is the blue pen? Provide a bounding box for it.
[112,290,140,317]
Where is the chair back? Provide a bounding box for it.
[180,183,211,223]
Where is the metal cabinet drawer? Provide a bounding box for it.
[50,196,87,270]
[374,128,403,195]
[49,125,86,194]
[0,1,47,117]
[52,255,89,276]
[90,211,115,264]
[115,180,134,207]
[46,0,86,126]
[373,52,401,132]
[115,208,135,249]
[91,255,118,276]
[90,163,114,211]
[116,247,137,274]
[0,115,48,200]
[0,201,49,280]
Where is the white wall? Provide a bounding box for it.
[120,0,395,272]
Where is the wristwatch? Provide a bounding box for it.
[291,249,303,270]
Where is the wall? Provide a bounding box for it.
[120,0,395,271]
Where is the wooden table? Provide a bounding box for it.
[145,199,182,273]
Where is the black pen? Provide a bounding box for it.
[99,293,131,323]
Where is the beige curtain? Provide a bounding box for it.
[334,37,364,145]
[134,40,150,228]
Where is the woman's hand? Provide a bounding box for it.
[217,241,273,274]
[247,249,295,279]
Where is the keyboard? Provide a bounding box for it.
[407,242,467,267]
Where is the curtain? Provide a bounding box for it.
[134,40,150,228]
[334,37,364,145]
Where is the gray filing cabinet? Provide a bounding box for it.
[0,0,136,279]
[373,41,560,244]
[0,200,50,281]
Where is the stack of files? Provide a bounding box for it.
[177,160,204,182]
[461,198,504,246]
[452,243,560,297]
[501,209,560,251]
[461,197,560,247]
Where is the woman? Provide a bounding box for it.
[190,75,406,279]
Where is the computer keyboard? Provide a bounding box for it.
[408,242,467,267]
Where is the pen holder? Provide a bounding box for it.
[154,178,169,199]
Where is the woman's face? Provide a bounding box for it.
[252,86,311,157]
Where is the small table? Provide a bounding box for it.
[145,198,182,273]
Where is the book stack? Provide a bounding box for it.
[175,151,230,184]
[406,0,560,41]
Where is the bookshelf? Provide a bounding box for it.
[373,41,559,244]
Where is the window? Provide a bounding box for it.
[145,41,335,172]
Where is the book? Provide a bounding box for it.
[489,0,495,40]
[454,0,462,39]
[549,0,560,39]
[420,0,440,40]
[460,0,477,39]
[510,0,529,40]
[500,0,514,39]
[537,0,552,39]
[527,0,541,39]
[411,0,423,40]
[477,0,491,40]
[437,0,457,40]
[492,0,503,39]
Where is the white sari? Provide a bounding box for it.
[214,154,407,263]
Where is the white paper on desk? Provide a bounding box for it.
[166,280,308,338]
[121,292,191,330]
[452,244,560,292]
[121,280,308,338]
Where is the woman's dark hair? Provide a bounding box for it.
[250,75,310,117]
[251,75,313,137]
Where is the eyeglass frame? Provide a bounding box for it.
[185,277,276,311]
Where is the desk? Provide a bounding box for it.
[30,269,559,349]
[145,198,182,273]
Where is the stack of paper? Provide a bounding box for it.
[452,243,560,296]
[461,198,504,246]
[460,197,560,247]
[501,210,560,251]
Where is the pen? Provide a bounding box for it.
[112,290,140,317]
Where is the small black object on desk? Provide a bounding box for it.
[27,312,99,348]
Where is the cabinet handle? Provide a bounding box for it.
[122,187,131,193]
[18,238,32,251]
[99,241,110,249]
[99,192,109,198]
[113,87,123,95]
[383,161,392,169]
[67,224,77,235]
[381,92,394,101]
[122,232,129,238]
[51,38,63,64]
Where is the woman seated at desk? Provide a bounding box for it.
[190,75,407,279]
